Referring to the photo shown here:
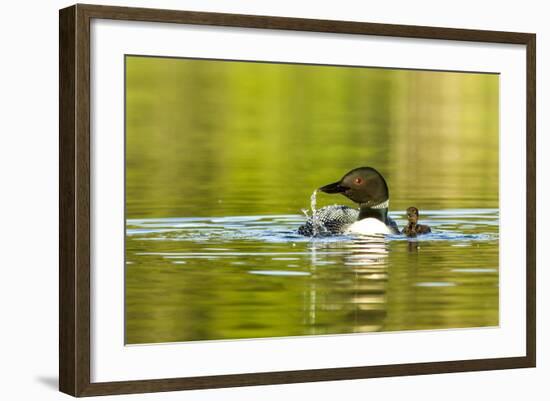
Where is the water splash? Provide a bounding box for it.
[301,189,324,237]
[311,189,320,236]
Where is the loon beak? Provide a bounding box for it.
[319,181,349,194]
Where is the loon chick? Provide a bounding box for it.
[402,207,431,236]
[298,167,399,236]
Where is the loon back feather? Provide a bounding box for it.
[297,205,359,236]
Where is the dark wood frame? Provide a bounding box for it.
[59,3,536,397]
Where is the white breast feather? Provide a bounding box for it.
[345,218,392,235]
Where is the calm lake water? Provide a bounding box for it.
[125,56,499,344]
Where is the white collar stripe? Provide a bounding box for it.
[369,199,389,209]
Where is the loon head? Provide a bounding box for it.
[319,167,389,206]
[406,206,419,224]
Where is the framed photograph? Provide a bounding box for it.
[59,4,536,397]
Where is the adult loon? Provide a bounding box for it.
[402,206,431,236]
[298,167,399,236]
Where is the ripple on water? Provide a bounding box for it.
[126,209,498,245]
[125,208,499,342]
[415,282,457,287]
[248,270,311,277]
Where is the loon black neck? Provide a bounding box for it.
[358,206,388,223]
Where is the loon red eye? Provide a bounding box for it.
[354,177,363,185]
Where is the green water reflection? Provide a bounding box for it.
[125,56,499,344]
